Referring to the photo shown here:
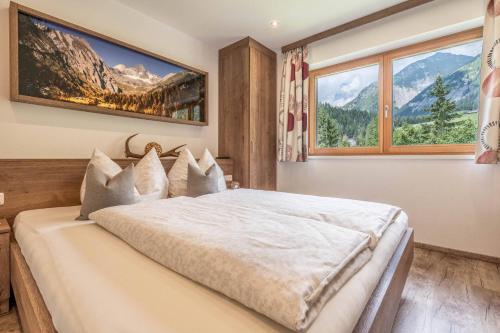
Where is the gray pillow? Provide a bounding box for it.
[187,164,219,197]
[77,163,138,220]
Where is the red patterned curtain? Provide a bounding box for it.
[278,47,309,162]
[476,0,500,163]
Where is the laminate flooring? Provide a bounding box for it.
[393,248,500,333]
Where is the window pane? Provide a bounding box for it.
[392,40,482,146]
[192,105,201,121]
[173,108,189,120]
[316,64,379,148]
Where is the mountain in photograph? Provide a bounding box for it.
[110,64,178,94]
[112,64,161,92]
[17,13,205,120]
[18,14,119,98]
[344,52,477,115]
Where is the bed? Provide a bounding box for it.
[0,159,414,333]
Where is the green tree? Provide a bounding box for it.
[393,123,427,145]
[453,118,477,143]
[339,135,351,147]
[434,118,477,144]
[316,103,374,145]
[317,106,340,147]
[425,75,459,136]
[364,116,379,146]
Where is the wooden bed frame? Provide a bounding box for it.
[0,159,413,333]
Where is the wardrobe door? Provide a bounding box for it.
[219,43,251,188]
[249,45,277,190]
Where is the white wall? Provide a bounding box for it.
[0,0,219,158]
[278,0,500,258]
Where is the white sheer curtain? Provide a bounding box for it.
[476,0,500,163]
[278,47,309,162]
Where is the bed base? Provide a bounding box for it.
[11,242,56,333]
[10,229,413,333]
[353,228,414,333]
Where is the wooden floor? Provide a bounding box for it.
[0,248,499,333]
[393,248,500,333]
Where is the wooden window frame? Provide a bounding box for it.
[309,55,384,155]
[309,28,483,156]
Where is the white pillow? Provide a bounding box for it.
[81,148,168,203]
[198,148,227,192]
[80,149,126,203]
[167,148,197,197]
[134,149,169,201]
[167,148,227,197]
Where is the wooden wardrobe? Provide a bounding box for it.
[219,37,277,190]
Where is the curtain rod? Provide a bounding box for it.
[281,0,435,53]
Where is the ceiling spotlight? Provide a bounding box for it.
[270,20,280,28]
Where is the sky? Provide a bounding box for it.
[393,39,483,73]
[31,15,184,77]
[318,64,379,107]
[318,39,483,107]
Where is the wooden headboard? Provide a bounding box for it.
[0,158,233,224]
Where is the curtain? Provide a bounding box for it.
[476,0,500,164]
[278,47,309,162]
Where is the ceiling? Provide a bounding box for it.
[115,0,408,51]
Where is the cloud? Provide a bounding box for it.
[317,65,378,107]
[340,76,361,93]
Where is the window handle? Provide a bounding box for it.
[384,105,389,119]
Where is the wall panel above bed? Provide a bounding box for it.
[0,158,233,224]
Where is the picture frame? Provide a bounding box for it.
[9,2,208,126]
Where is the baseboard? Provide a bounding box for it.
[415,242,500,265]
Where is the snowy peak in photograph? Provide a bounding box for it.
[113,64,162,85]
[111,64,180,93]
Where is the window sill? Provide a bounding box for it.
[307,154,475,160]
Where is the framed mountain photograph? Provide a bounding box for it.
[9,2,208,126]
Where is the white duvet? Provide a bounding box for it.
[90,193,401,331]
[198,189,402,248]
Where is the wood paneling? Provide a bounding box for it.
[281,0,435,52]
[0,158,233,224]
[219,37,277,189]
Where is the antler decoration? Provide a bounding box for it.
[125,133,186,159]
[161,144,187,158]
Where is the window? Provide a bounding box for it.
[309,28,483,155]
